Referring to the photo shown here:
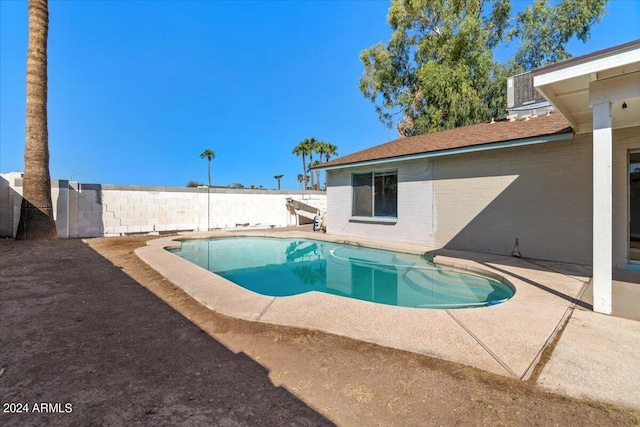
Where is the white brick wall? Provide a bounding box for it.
[0,173,70,238]
[326,128,640,265]
[433,135,593,263]
[0,173,19,237]
[88,187,324,237]
[326,158,436,246]
[0,176,326,238]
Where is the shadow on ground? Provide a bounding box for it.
[0,238,333,426]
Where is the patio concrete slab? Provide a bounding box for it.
[537,307,640,410]
[432,253,588,379]
[136,229,594,384]
[259,292,512,377]
[579,269,640,322]
[524,259,592,283]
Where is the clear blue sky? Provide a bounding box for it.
[1,0,639,189]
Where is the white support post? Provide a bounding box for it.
[592,101,613,315]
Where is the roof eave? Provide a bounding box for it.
[532,39,640,78]
[318,130,574,171]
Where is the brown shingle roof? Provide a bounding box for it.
[317,112,572,169]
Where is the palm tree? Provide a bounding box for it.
[323,142,338,163]
[316,141,327,167]
[315,141,329,190]
[273,174,283,190]
[292,143,307,190]
[297,174,304,190]
[292,138,314,190]
[309,160,321,191]
[307,138,320,189]
[200,149,215,186]
[16,0,57,240]
[323,142,338,190]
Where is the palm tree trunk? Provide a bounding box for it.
[308,151,314,189]
[301,155,307,190]
[318,149,325,190]
[324,152,331,190]
[207,160,211,186]
[16,0,57,240]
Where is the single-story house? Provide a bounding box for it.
[314,40,640,315]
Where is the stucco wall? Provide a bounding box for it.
[326,158,435,246]
[0,174,326,238]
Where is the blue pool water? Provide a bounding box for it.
[169,237,514,309]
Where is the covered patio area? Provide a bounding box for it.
[534,39,640,315]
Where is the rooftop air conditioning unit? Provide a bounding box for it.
[506,72,551,117]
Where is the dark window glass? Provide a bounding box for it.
[352,173,372,216]
[374,173,397,217]
[352,171,398,218]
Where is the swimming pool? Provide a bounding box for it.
[169,237,514,309]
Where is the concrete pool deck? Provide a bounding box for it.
[135,228,640,410]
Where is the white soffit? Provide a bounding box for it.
[533,41,640,133]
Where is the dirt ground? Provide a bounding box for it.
[1,236,638,426]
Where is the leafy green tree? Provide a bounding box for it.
[360,0,607,137]
[16,0,58,240]
[200,149,215,186]
[274,174,283,190]
[509,0,607,69]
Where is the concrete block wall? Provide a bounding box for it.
[0,173,20,237]
[53,181,70,238]
[94,186,206,236]
[433,135,593,264]
[0,173,70,238]
[0,175,326,238]
[326,158,435,246]
[325,130,640,265]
